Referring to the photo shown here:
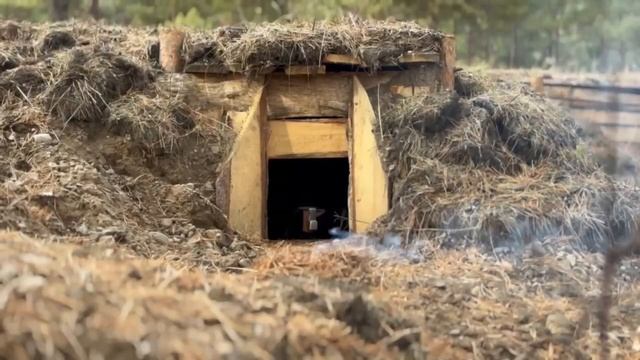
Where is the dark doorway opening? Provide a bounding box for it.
[267,158,349,240]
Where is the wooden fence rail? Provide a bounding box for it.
[532,78,640,143]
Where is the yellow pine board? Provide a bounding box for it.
[351,76,389,233]
[267,120,348,158]
[228,86,265,239]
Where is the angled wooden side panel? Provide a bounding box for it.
[227,86,266,239]
[351,77,389,233]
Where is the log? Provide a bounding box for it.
[159,29,186,73]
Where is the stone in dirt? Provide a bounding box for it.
[33,133,54,144]
[149,231,171,244]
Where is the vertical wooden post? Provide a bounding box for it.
[440,35,456,91]
[159,29,185,73]
[530,76,545,94]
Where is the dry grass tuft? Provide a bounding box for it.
[39,30,76,53]
[373,71,640,251]
[45,50,153,123]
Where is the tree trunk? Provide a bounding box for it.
[467,26,476,64]
[619,42,627,71]
[510,26,518,68]
[51,0,70,21]
[273,0,289,16]
[89,0,101,19]
[553,27,560,66]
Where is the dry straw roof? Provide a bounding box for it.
[186,19,445,72]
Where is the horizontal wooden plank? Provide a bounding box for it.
[398,51,439,64]
[184,63,229,74]
[285,65,326,76]
[267,120,348,158]
[322,54,363,66]
[189,74,263,112]
[545,86,640,112]
[266,75,352,118]
[570,109,640,128]
[544,81,640,95]
[268,117,346,123]
[599,126,640,143]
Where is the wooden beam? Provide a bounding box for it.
[543,86,640,113]
[188,74,263,112]
[184,63,229,74]
[322,54,364,66]
[351,76,389,233]
[570,109,640,128]
[284,65,326,76]
[267,120,348,159]
[398,51,439,64]
[227,86,266,239]
[439,36,456,91]
[600,126,640,143]
[266,75,352,119]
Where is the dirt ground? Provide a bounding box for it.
[2,231,640,359]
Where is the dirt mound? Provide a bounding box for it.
[0,21,244,269]
[372,71,640,252]
[0,232,424,359]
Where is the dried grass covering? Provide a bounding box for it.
[373,72,640,251]
[187,18,444,72]
[0,232,413,359]
[107,78,234,154]
[39,30,76,53]
[0,65,49,104]
[45,50,153,123]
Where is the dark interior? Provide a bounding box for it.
[267,158,349,240]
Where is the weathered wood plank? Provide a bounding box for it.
[571,109,640,128]
[184,63,230,74]
[440,36,456,91]
[189,74,263,112]
[227,86,266,239]
[267,120,348,158]
[268,117,347,123]
[544,86,640,113]
[266,75,352,118]
[351,76,389,233]
[322,54,363,66]
[284,65,326,76]
[600,126,640,143]
[398,51,439,64]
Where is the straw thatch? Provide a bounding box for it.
[186,18,444,73]
[0,20,243,271]
[372,71,640,251]
[45,50,153,123]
